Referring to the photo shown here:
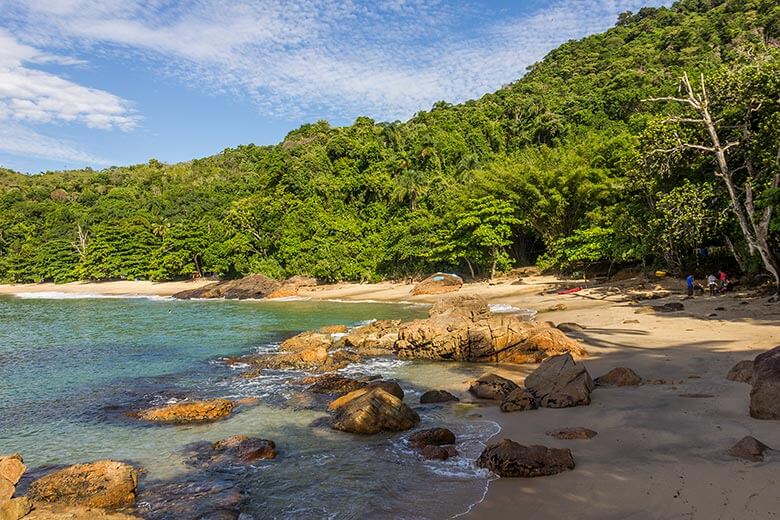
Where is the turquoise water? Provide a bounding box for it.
[0,295,497,519]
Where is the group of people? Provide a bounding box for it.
[686,270,732,297]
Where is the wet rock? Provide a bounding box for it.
[0,496,32,520]
[419,390,459,404]
[23,505,140,519]
[727,436,773,462]
[342,320,401,355]
[594,367,642,387]
[301,374,367,395]
[364,381,404,400]
[134,399,234,424]
[476,439,575,478]
[410,273,463,296]
[138,478,243,520]
[524,354,594,408]
[211,435,278,462]
[499,388,537,412]
[750,346,780,420]
[419,445,459,461]
[396,296,586,364]
[469,374,519,400]
[546,427,597,440]
[408,428,456,449]
[329,387,419,434]
[27,460,138,509]
[173,273,281,300]
[726,360,754,383]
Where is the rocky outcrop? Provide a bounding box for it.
[476,439,575,478]
[546,427,598,440]
[173,274,281,300]
[0,453,31,520]
[266,275,317,299]
[342,320,401,356]
[524,354,594,408]
[395,296,586,364]
[749,346,780,419]
[419,390,459,404]
[499,388,537,412]
[469,374,519,400]
[410,273,463,296]
[329,387,419,434]
[134,399,234,424]
[301,374,367,395]
[727,436,773,462]
[27,460,138,509]
[594,367,642,387]
[319,324,349,334]
[726,360,753,383]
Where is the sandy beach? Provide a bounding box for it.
[2,275,778,518]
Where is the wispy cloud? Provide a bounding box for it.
[0,122,112,166]
[2,0,671,121]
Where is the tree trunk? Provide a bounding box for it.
[490,246,498,280]
[465,258,475,279]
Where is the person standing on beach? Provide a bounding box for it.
[686,274,695,297]
[707,274,718,296]
[718,269,727,289]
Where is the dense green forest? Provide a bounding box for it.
[1,0,779,286]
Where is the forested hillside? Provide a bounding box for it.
[2,0,779,285]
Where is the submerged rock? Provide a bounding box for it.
[211,435,278,463]
[300,374,367,395]
[750,346,780,419]
[524,354,594,408]
[419,445,459,461]
[476,439,575,478]
[410,273,464,296]
[546,427,598,440]
[408,428,456,449]
[419,390,459,404]
[27,460,138,509]
[594,367,642,387]
[134,399,234,424]
[23,505,140,519]
[726,359,753,383]
[173,273,281,300]
[499,388,537,412]
[727,436,773,462]
[329,387,419,434]
[469,374,519,400]
[138,478,243,520]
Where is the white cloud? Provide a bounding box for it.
[1,0,672,122]
[0,123,112,165]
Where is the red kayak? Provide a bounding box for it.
[557,287,582,295]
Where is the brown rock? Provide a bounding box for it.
[652,302,684,312]
[546,427,598,440]
[408,428,456,449]
[328,381,404,410]
[499,388,537,412]
[319,324,349,334]
[727,436,772,462]
[419,390,459,404]
[476,439,575,478]
[428,295,490,320]
[0,454,26,486]
[0,477,14,501]
[173,274,281,300]
[410,273,464,296]
[303,374,367,395]
[419,445,459,460]
[135,398,234,424]
[266,276,317,299]
[750,346,780,420]
[469,374,519,400]
[212,435,277,462]
[594,367,642,387]
[726,360,753,383]
[23,505,141,519]
[524,354,594,408]
[342,320,401,355]
[330,387,419,434]
[27,460,137,509]
[0,497,32,520]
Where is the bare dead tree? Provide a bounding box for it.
[73,224,89,260]
[645,72,780,293]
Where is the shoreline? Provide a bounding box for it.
[3,276,779,518]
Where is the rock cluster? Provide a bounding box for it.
[27,460,138,510]
[328,385,419,434]
[476,439,575,478]
[524,354,594,408]
[173,273,281,300]
[134,398,234,424]
[0,454,31,520]
[469,374,518,400]
[408,428,459,460]
[499,388,537,412]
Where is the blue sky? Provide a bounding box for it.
[0,0,670,174]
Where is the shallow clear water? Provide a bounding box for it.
[0,296,497,519]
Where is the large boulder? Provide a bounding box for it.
[27,460,138,509]
[726,360,754,383]
[499,388,537,412]
[750,346,780,419]
[469,374,519,400]
[173,274,281,300]
[419,390,459,404]
[135,398,234,424]
[329,387,419,434]
[594,367,642,387]
[524,354,594,408]
[476,439,575,478]
[411,273,464,296]
[342,320,401,355]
